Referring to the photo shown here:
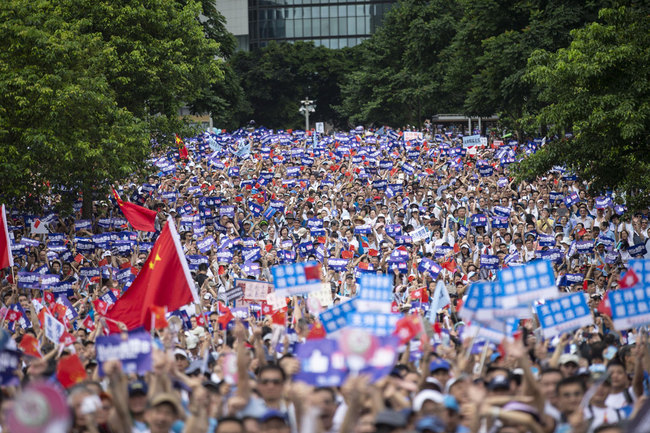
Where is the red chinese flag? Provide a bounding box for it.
[19,334,42,358]
[105,217,199,331]
[442,258,457,274]
[304,263,321,281]
[368,249,379,257]
[341,250,353,259]
[98,258,108,267]
[271,309,286,325]
[453,243,460,254]
[52,302,69,324]
[0,205,13,269]
[56,354,87,389]
[111,187,157,232]
[150,305,168,330]
[307,322,327,340]
[74,253,84,263]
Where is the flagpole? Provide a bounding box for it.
[195,301,217,354]
[476,339,490,378]
[463,325,481,361]
[0,307,9,329]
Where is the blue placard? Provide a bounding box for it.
[534,292,592,338]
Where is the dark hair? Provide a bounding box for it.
[257,363,287,382]
[314,387,337,402]
[607,358,626,371]
[216,416,244,432]
[198,263,208,272]
[540,367,562,377]
[556,376,586,394]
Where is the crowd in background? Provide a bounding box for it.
[1,125,649,433]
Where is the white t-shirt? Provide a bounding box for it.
[604,386,636,409]
[584,405,622,432]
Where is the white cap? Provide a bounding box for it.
[173,348,188,359]
[413,390,444,411]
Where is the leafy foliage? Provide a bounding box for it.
[337,0,462,127]
[516,4,650,210]
[0,0,226,214]
[231,41,356,129]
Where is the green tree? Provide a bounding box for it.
[232,41,354,129]
[459,0,605,132]
[516,4,650,210]
[337,0,462,127]
[0,0,224,215]
[59,0,223,120]
[182,0,252,130]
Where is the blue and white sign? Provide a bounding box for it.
[319,299,357,334]
[608,286,650,330]
[498,261,558,308]
[95,330,153,376]
[347,313,400,336]
[534,292,592,338]
[357,274,393,313]
[271,261,322,296]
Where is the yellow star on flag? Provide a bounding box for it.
[149,248,162,270]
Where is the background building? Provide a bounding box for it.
[215,0,395,51]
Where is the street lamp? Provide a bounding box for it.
[299,97,315,131]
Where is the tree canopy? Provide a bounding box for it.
[0,0,227,214]
[230,41,355,129]
[516,4,650,210]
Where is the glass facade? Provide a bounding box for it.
[248,0,394,50]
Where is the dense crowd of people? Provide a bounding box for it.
[0,125,649,433]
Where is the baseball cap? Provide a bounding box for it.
[259,409,289,424]
[443,395,459,412]
[173,348,189,359]
[429,359,451,373]
[559,353,580,366]
[150,392,182,416]
[128,379,148,396]
[487,375,510,391]
[413,390,444,411]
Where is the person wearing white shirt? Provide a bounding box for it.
[583,379,624,433]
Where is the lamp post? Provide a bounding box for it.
[299,97,315,131]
